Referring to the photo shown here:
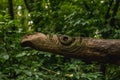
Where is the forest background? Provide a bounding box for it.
[0,0,120,80]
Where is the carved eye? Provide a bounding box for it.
[63,36,69,41]
[58,35,75,45]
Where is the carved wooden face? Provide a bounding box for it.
[21,32,83,57]
[21,32,120,64]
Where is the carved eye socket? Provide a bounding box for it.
[58,35,75,45]
[63,36,69,41]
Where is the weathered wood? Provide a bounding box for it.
[21,32,120,64]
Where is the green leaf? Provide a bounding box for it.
[3,54,9,60]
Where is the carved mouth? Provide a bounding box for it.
[20,32,48,50]
[21,40,31,47]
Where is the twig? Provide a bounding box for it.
[40,66,58,74]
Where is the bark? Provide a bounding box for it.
[21,32,120,64]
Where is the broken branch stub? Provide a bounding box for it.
[21,32,120,64]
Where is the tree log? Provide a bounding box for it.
[21,32,120,64]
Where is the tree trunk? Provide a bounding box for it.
[104,0,114,25]
[8,0,14,19]
[21,32,120,65]
[110,0,120,26]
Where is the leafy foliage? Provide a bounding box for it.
[0,0,120,80]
